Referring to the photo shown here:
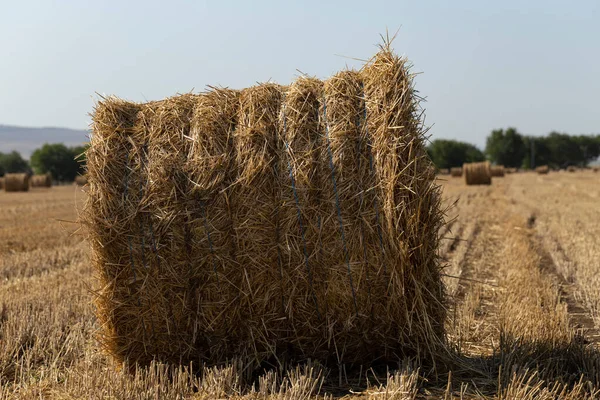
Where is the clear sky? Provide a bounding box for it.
[1,0,598,148]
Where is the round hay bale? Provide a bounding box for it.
[450,167,462,177]
[4,173,30,192]
[490,165,505,177]
[0,177,4,190]
[535,165,549,174]
[567,165,577,173]
[84,47,446,370]
[593,166,599,173]
[463,161,491,185]
[30,173,52,188]
[74,175,88,186]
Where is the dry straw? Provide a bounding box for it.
[463,161,491,185]
[490,165,505,177]
[30,173,52,188]
[536,165,549,175]
[84,44,446,372]
[450,167,462,177]
[4,173,30,192]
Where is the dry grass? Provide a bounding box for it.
[2,173,600,398]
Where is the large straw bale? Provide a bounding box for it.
[0,177,4,190]
[84,46,446,371]
[463,162,491,185]
[30,173,52,188]
[4,173,29,192]
[450,167,462,177]
[490,165,505,177]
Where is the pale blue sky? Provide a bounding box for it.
[1,0,598,148]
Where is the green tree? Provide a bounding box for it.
[0,151,29,175]
[427,139,485,169]
[30,143,84,182]
[485,128,526,168]
[544,132,584,168]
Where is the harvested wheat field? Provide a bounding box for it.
[1,171,600,399]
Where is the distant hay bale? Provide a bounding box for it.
[74,175,88,186]
[84,47,446,371]
[450,167,462,177]
[536,165,549,174]
[463,161,491,185]
[593,166,599,173]
[4,173,30,192]
[438,168,450,175]
[567,166,577,173]
[0,177,4,190]
[490,165,505,177]
[30,173,52,188]
[505,167,518,174]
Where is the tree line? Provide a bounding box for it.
[428,128,600,170]
[2,130,598,180]
[0,143,87,181]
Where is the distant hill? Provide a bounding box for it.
[0,124,88,159]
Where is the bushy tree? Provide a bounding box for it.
[0,151,29,175]
[485,128,526,168]
[427,139,485,169]
[30,143,86,182]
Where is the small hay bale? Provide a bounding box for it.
[567,165,577,173]
[74,175,88,186]
[84,46,446,371]
[463,161,491,185]
[4,173,30,192]
[593,166,599,173]
[0,177,4,190]
[30,173,52,188]
[450,167,462,177]
[535,165,549,174]
[490,165,505,177]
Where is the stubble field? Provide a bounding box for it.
[1,171,599,399]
